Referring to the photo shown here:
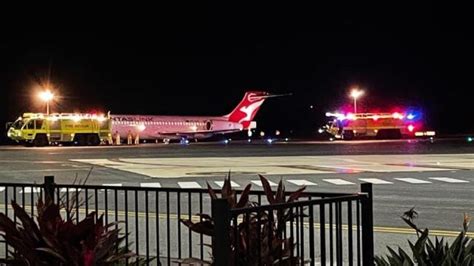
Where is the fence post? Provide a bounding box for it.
[212,198,230,266]
[360,183,374,265]
[44,176,55,203]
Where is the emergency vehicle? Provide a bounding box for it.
[321,112,435,140]
[6,113,112,146]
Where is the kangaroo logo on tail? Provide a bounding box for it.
[226,91,270,129]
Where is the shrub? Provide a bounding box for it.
[179,174,307,265]
[0,196,148,265]
[375,207,474,265]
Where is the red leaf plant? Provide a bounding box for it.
[179,174,307,265]
[0,196,149,265]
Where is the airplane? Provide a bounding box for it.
[110,91,286,143]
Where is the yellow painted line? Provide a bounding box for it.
[1,204,471,238]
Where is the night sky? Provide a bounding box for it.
[1,4,472,143]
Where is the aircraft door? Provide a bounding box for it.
[205,120,213,131]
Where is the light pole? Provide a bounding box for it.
[350,88,364,113]
[39,90,54,115]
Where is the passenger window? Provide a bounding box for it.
[35,120,44,129]
[26,120,35,129]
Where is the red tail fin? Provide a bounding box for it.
[225,91,269,129]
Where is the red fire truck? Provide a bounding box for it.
[321,112,435,140]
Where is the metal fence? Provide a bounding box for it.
[0,176,373,265]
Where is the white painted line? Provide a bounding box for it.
[359,178,393,184]
[178,182,202,189]
[287,179,317,186]
[394,178,431,184]
[60,188,83,192]
[323,179,355,185]
[428,177,469,183]
[0,187,5,192]
[20,187,41,193]
[251,180,278,187]
[140,182,162,188]
[102,183,123,187]
[214,181,240,188]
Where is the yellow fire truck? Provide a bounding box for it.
[6,113,112,146]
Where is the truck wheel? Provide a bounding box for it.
[377,129,401,139]
[343,131,354,140]
[33,134,49,147]
[74,134,87,146]
[87,134,101,146]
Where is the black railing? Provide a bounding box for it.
[212,184,372,265]
[0,176,373,265]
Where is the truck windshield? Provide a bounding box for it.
[11,120,24,129]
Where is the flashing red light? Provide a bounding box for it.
[392,112,404,119]
[408,125,415,132]
[346,113,356,120]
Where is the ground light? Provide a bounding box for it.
[468,137,473,143]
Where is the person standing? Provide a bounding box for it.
[115,131,121,145]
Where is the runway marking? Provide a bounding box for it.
[71,154,463,178]
[394,178,432,184]
[214,181,240,188]
[287,179,317,186]
[323,179,355,185]
[60,188,83,192]
[178,182,202,189]
[359,178,393,184]
[20,187,41,193]
[428,177,469,183]
[140,183,162,188]
[102,183,123,187]
[251,180,278,187]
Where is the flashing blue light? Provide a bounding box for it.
[247,139,252,143]
[224,139,229,144]
[267,138,273,144]
[404,109,423,121]
[185,140,189,144]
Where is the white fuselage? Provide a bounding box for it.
[110,114,244,140]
